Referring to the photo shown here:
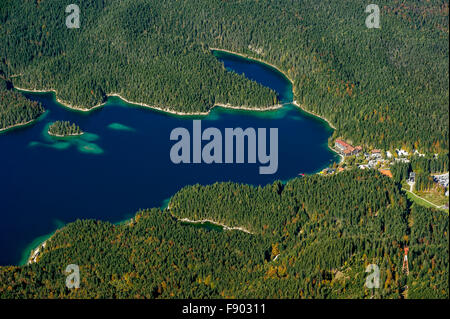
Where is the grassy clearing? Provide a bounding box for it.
[404,189,437,209]
[415,189,449,207]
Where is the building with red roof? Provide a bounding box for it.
[334,139,361,156]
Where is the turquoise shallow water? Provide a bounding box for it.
[0,50,339,265]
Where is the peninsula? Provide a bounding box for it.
[0,79,44,132]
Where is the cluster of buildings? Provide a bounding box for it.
[334,140,362,157]
[334,139,390,172]
[330,138,448,206]
[433,173,449,197]
[358,149,388,170]
[393,149,412,164]
[333,139,394,176]
[320,167,344,175]
[335,139,415,172]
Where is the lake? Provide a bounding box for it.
[0,49,339,265]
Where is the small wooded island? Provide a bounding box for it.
[48,121,84,137]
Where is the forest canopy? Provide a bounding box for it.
[0,78,44,131]
[0,0,448,152]
[48,120,84,136]
[0,170,447,299]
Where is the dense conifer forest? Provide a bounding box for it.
[0,0,448,300]
[0,78,44,130]
[0,0,448,152]
[391,153,449,191]
[0,171,447,299]
[48,120,83,136]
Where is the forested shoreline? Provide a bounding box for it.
[0,0,448,300]
[1,0,448,152]
[0,78,44,131]
[0,170,447,299]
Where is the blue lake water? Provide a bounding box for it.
[0,50,339,265]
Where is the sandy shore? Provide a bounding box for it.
[47,130,84,137]
[0,119,37,133]
[166,202,252,233]
[214,103,282,112]
[14,86,106,112]
[28,241,47,264]
[292,100,336,130]
[14,87,283,116]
